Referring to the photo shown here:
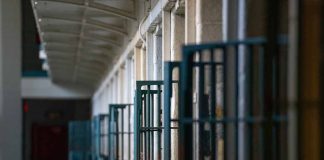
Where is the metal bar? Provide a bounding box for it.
[128,105,131,160]
[134,87,141,160]
[209,49,216,160]
[163,62,172,160]
[121,109,124,160]
[151,89,155,160]
[180,48,194,160]
[258,45,265,160]
[157,84,162,160]
[223,46,228,160]
[264,0,280,159]
[247,45,253,160]
[235,45,239,160]
[198,51,209,159]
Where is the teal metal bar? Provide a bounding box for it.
[163,62,180,160]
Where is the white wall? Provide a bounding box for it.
[22,78,92,99]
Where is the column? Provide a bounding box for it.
[196,0,222,159]
[146,32,154,80]
[140,44,146,80]
[185,0,196,44]
[170,5,185,160]
[0,0,22,159]
[153,26,162,80]
[162,10,171,63]
[134,47,142,80]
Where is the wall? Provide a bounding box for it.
[0,0,22,159]
[22,78,93,99]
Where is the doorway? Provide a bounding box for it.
[32,125,68,160]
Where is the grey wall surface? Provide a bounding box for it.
[0,0,22,160]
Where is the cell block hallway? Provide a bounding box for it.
[0,0,323,160]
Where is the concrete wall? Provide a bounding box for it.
[0,0,22,160]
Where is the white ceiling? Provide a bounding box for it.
[31,0,136,90]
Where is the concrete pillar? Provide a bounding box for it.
[146,33,154,80]
[287,0,299,159]
[162,11,171,62]
[171,10,185,61]
[170,6,185,160]
[0,0,22,159]
[196,0,222,43]
[134,47,142,80]
[185,0,196,44]
[153,26,162,80]
[140,44,146,80]
[223,0,239,159]
[118,67,124,103]
[196,0,222,159]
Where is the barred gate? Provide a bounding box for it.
[68,121,92,160]
[92,114,109,160]
[108,104,133,160]
[134,81,163,160]
[178,37,288,160]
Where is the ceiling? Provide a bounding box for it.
[31,0,136,90]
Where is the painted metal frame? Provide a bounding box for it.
[108,104,133,160]
[134,81,163,160]
[92,114,109,160]
[179,37,288,160]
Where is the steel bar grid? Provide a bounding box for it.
[92,114,109,160]
[134,81,163,160]
[108,104,133,160]
[178,37,288,160]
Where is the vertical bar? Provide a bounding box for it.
[180,48,194,160]
[223,47,228,160]
[122,109,124,160]
[145,85,151,160]
[151,90,155,160]
[134,86,141,160]
[265,0,279,159]
[116,110,119,160]
[247,45,254,160]
[149,88,154,160]
[157,84,162,160]
[128,105,131,160]
[235,45,239,160]
[209,49,216,160]
[198,51,209,159]
[164,63,172,160]
[258,45,265,160]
